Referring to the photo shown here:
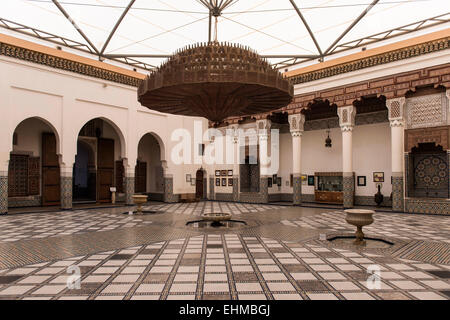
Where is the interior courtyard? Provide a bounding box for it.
[0,0,449,302]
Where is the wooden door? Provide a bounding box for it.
[42,132,60,206]
[97,138,114,202]
[135,161,147,193]
[195,170,204,199]
[115,160,124,193]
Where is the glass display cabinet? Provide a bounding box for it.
[314,172,344,204]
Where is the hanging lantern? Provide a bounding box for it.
[325,129,332,148]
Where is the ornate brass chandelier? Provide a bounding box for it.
[137,0,293,124]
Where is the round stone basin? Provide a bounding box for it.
[200,212,233,227]
[132,194,148,215]
[201,212,232,222]
[344,209,375,245]
[186,219,247,229]
[132,195,148,204]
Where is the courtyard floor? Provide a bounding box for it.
[0,202,448,300]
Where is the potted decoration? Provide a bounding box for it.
[374,184,384,207]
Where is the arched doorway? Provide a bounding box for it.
[195,169,204,199]
[9,117,60,207]
[73,118,123,204]
[73,140,96,202]
[136,133,165,201]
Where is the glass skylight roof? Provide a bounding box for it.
[1,0,449,70]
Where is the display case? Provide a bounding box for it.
[314,172,344,204]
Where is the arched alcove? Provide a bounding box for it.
[9,117,61,207]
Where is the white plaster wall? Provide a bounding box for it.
[0,56,208,187]
[353,122,392,197]
[301,127,343,195]
[269,132,291,194]
[12,118,54,157]
[210,122,392,198]
[137,133,163,193]
[279,123,392,197]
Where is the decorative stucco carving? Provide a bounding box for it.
[337,105,356,131]
[406,93,448,129]
[256,119,271,137]
[288,114,305,137]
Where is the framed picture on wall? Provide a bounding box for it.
[277,177,282,187]
[273,174,277,182]
[221,170,227,176]
[301,174,307,185]
[373,172,384,182]
[308,175,315,186]
[268,177,273,187]
[215,178,220,186]
[190,178,196,186]
[228,170,233,176]
[186,174,191,182]
[357,176,366,186]
[215,170,220,177]
[228,178,233,186]
[221,178,227,186]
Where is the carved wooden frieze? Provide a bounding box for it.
[289,37,450,85]
[405,125,450,152]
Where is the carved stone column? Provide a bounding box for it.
[209,174,215,200]
[124,166,135,206]
[288,113,305,205]
[386,97,406,212]
[445,89,450,126]
[0,168,7,214]
[338,106,356,208]
[257,119,271,203]
[229,124,240,202]
[60,165,73,210]
[163,174,177,203]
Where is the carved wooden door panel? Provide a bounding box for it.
[42,132,60,206]
[195,170,204,199]
[134,161,147,193]
[115,160,124,193]
[97,138,114,202]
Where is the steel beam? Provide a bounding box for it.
[324,0,380,55]
[104,54,172,58]
[51,0,100,54]
[288,0,323,56]
[208,9,212,42]
[100,0,136,56]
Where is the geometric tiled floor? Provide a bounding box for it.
[0,202,281,242]
[145,202,284,216]
[0,202,448,300]
[0,211,152,242]
[281,211,450,242]
[0,234,449,300]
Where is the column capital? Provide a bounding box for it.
[337,105,356,131]
[386,97,406,126]
[227,124,239,144]
[256,119,271,137]
[288,113,305,136]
